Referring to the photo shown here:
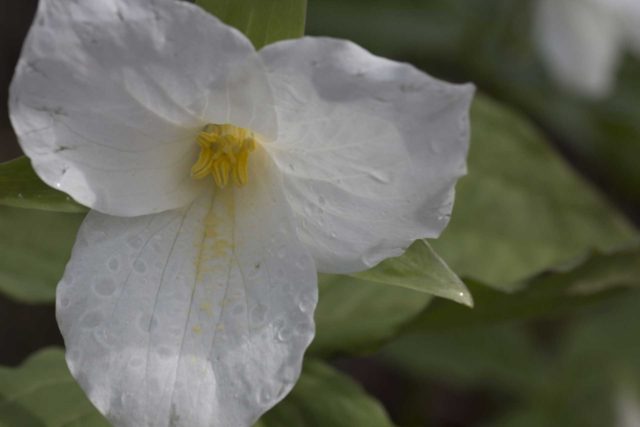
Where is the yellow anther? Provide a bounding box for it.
[191,124,257,188]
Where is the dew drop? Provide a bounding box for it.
[297,295,315,313]
[283,283,294,295]
[67,349,81,363]
[94,326,117,348]
[257,388,272,406]
[157,346,173,358]
[436,214,450,222]
[127,235,143,249]
[94,277,116,296]
[76,235,89,249]
[276,326,293,342]
[368,170,390,183]
[107,257,120,271]
[59,296,71,308]
[133,260,147,274]
[63,272,75,286]
[251,304,267,325]
[137,313,152,331]
[295,321,312,336]
[295,257,309,270]
[281,366,297,383]
[81,311,103,329]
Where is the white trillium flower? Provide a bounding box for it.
[9,0,473,426]
[534,0,640,97]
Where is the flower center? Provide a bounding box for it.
[191,123,257,188]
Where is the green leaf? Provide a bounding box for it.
[484,293,640,427]
[0,348,109,427]
[408,244,640,332]
[309,274,432,357]
[381,324,545,393]
[353,240,472,306]
[0,157,86,213]
[430,96,637,288]
[195,0,306,49]
[0,206,84,303]
[256,359,394,427]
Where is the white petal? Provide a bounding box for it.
[10,0,276,217]
[259,37,473,273]
[56,149,317,427]
[534,0,624,97]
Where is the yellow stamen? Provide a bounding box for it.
[191,124,257,188]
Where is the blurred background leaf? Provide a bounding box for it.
[0,158,86,213]
[256,360,395,427]
[408,244,640,332]
[196,0,307,49]
[309,274,432,357]
[0,206,83,303]
[375,247,640,426]
[430,96,637,289]
[0,348,109,427]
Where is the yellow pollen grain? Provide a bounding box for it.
[200,302,213,316]
[191,123,257,188]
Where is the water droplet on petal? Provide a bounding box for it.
[67,349,81,363]
[251,304,267,325]
[157,346,173,358]
[94,277,116,296]
[257,388,272,406]
[127,235,143,249]
[297,295,315,313]
[276,326,293,342]
[107,257,120,271]
[232,305,245,316]
[59,296,71,308]
[295,321,313,336]
[133,260,147,274]
[81,311,103,329]
[368,170,390,183]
